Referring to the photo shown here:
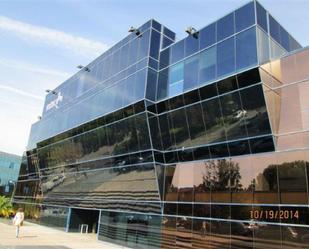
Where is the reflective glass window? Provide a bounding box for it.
[185,35,199,57]
[199,83,218,100]
[257,28,270,64]
[269,15,281,45]
[217,13,234,41]
[186,104,207,146]
[168,62,184,97]
[201,98,226,143]
[170,108,191,148]
[236,27,258,71]
[157,69,168,100]
[150,30,160,59]
[199,22,216,50]
[217,37,235,77]
[171,40,185,64]
[162,37,174,49]
[199,45,217,84]
[240,85,271,137]
[138,29,150,60]
[159,47,170,69]
[216,75,238,95]
[128,38,138,65]
[235,1,255,32]
[184,55,199,91]
[256,1,268,33]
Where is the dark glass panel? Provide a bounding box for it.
[162,36,174,49]
[163,27,176,40]
[164,151,178,163]
[236,27,258,71]
[146,68,158,101]
[183,89,200,105]
[185,35,199,57]
[217,13,234,41]
[186,104,208,147]
[250,136,274,154]
[199,83,218,100]
[177,148,194,162]
[220,91,247,140]
[280,26,290,51]
[269,15,281,45]
[216,75,238,95]
[201,98,226,143]
[199,45,217,84]
[150,30,161,59]
[157,68,168,100]
[148,116,163,150]
[169,108,191,148]
[192,146,211,161]
[240,85,272,137]
[199,22,216,49]
[184,54,199,91]
[235,1,255,32]
[171,40,185,64]
[256,1,268,33]
[152,19,161,31]
[159,47,170,69]
[156,100,169,113]
[217,37,235,77]
[237,67,261,88]
[135,114,151,151]
[228,139,250,156]
[209,143,229,159]
[158,114,173,150]
[168,94,184,110]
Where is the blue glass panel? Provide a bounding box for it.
[146,68,158,101]
[128,38,138,65]
[199,23,216,50]
[235,1,255,32]
[169,62,184,84]
[217,37,235,77]
[120,44,129,70]
[269,15,280,45]
[157,68,168,100]
[134,69,147,99]
[184,36,199,57]
[162,37,174,49]
[199,46,217,84]
[256,1,268,33]
[138,29,150,60]
[152,19,161,32]
[164,27,176,40]
[280,26,290,51]
[160,47,171,69]
[169,81,183,97]
[217,13,234,41]
[150,30,161,59]
[184,55,199,91]
[171,40,185,64]
[236,27,257,71]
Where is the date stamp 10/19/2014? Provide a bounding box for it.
[250,210,299,220]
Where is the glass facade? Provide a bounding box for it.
[14,1,309,248]
[0,151,21,196]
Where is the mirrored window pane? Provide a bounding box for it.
[217,37,235,77]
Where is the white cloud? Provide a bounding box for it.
[0,58,70,78]
[0,15,109,58]
[0,84,44,100]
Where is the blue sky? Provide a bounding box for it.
[0,0,308,156]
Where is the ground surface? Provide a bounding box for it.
[0,219,128,249]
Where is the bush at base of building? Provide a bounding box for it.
[0,196,14,218]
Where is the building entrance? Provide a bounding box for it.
[68,208,100,234]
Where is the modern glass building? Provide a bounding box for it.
[14,1,309,248]
[0,151,21,196]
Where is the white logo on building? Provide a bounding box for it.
[46,92,63,111]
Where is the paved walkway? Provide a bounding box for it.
[0,219,128,249]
